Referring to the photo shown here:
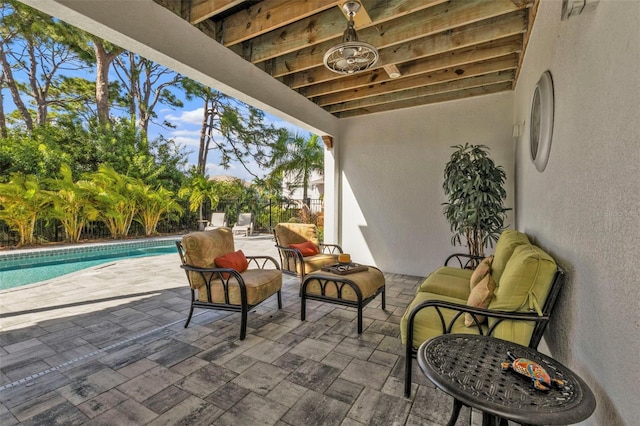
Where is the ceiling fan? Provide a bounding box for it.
[323,1,379,75]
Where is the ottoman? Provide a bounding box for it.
[301,265,385,333]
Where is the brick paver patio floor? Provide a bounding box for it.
[1,235,478,425]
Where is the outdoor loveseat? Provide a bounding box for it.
[401,229,564,397]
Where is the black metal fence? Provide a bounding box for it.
[0,198,324,247]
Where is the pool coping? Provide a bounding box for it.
[0,235,185,262]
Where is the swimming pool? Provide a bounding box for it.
[0,238,180,290]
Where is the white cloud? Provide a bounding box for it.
[173,135,200,148]
[172,129,201,137]
[166,108,205,125]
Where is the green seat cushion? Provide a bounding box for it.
[491,229,531,283]
[417,267,472,300]
[400,291,486,346]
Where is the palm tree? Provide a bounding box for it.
[269,133,323,203]
[135,183,183,236]
[85,164,138,238]
[0,173,50,246]
[178,174,219,227]
[46,164,99,242]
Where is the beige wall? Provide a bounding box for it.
[513,1,640,423]
[336,92,515,276]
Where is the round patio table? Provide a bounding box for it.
[417,334,596,426]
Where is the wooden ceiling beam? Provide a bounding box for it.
[220,0,446,48]
[325,70,515,113]
[269,9,526,79]
[336,82,513,118]
[510,0,534,7]
[297,35,522,98]
[153,0,535,119]
[216,1,341,45]
[230,0,486,63]
[314,54,518,106]
[188,0,245,24]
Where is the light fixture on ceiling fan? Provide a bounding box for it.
[323,1,379,75]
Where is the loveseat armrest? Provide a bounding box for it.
[444,253,485,269]
[403,298,552,397]
[246,255,281,270]
[320,243,343,254]
[406,299,550,352]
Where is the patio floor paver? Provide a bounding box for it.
[0,234,480,425]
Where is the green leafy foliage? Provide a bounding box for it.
[268,133,323,201]
[45,164,98,242]
[442,144,509,258]
[0,172,50,245]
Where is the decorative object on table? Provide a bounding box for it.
[338,253,351,264]
[529,70,555,172]
[442,144,510,259]
[501,351,565,391]
[321,262,368,275]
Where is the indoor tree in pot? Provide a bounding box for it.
[442,143,509,260]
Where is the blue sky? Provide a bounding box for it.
[0,18,309,183]
[159,103,309,182]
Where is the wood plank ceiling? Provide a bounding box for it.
[154,0,537,118]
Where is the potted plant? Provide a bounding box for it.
[442,144,509,259]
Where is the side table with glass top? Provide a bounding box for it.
[417,334,596,426]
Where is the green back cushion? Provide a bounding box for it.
[491,230,531,283]
[488,244,557,345]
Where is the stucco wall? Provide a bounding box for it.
[336,92,515,277]
[513,1,640,423]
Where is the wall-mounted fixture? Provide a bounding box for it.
[562,0,600,21]
[323,1,379,74]
[530,71,554,172]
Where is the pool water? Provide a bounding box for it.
[0,240,179,290]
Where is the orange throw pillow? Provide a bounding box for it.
[289,241,319,257]
[464,274,496,327]
[215,250,249,279]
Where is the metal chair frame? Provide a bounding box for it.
[404,252,565,397]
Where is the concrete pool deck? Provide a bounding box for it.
[0,234,478,425]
